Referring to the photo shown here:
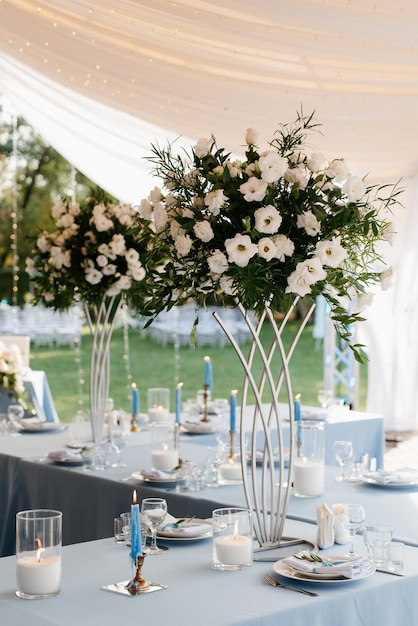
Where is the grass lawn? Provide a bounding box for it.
[29,322,367,423]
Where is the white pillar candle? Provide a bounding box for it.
[16,555,61,596]
[219,461,242,482]
[151,449,179,471]
[294,458,324,497]
[214,535,252,566]
[148,407,171,423]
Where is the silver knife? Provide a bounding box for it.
[376,567,404,577]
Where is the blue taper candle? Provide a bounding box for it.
[130,489,142,560]
[204,356,213,392]
[230,389,237,432]
[175,382,183,424]
[132,384,139,415]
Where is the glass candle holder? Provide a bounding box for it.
[147,388,171,423]
[212,508,253,570]
[150,423,179,471]
[16,509,62,600]
[293,421,325,497]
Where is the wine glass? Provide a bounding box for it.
[141,497,167,555]
[109,428,129,468]
[341,503,365,557]
[334,440,353,481]
[317,389,332,410]
[205,445,225,488]
[7,403,24,436]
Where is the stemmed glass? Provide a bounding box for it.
[205,445,225,488]
[334,440,353,481]
[141,497,167,555]
[341,503,365,557]
[7,404,24,436]
[109,428,129,468]
[317,389,332,410]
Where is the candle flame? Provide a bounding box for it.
[162,442,168,451]
[177,382,183,389]
[131,382,137,390]
[133,489,137,504]
[35,537,44,562]
[232,520,239,541]
[204,355,210,362]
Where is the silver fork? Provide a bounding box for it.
[263,574,319,597]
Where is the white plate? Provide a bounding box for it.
[273,559,375,583]
[180,421,214,434]
[156,519,212,540]
[47,453,85,467]
[362,471,418,488]
[19,421,67,433]
[131,471,177,484]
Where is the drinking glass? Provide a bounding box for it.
[317,389,332,409]
[341,503,365,556]
[334,440,353,481]
[7,403,24,436]
[205,445,225,488]
[141,498,167,555]
[109,429,129,468]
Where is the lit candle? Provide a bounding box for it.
[230,389,237,432]
[214,522,252,566]
[16,543,61,596]
[175,383,183,424]
[132,384,139,415]
[293,458,324,497]
[148,406,170,423]
[151,443,179,470]
[204,356,213,392]
[130,489,142,560]
[219,459,242,482]
[294,393,301,453]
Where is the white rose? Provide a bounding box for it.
[254,205,282,234]
[245,128,259,145]
[225,233,258,267]
[208,250,228,274]
[258,238,276,261]
[258,150,287,183]
[175,235,193,257]
[239,177,268,202]
[193,221,214,242]
[194,137,213,158]
[204,189,228,215]
[306,152,326,172]
[316,236,348,268]
[297,210,321,236]
[342,175,366,202]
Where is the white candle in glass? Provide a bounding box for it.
[151,448,179,471]
[294,458,324,497]
[219,461,242,481]
[214,534,252,566]
[16,554,61,596]
[148,406,170,423]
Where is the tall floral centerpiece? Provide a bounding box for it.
[137,111,401,546]
[26,189,157,464]
[0,340,26,412]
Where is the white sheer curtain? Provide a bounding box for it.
[1,0,418,429]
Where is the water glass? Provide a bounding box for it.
[114,517,125,543]
[334,440,353,481]
[387,542,404,574]
[121,511,131,546]
[363,525,393,566]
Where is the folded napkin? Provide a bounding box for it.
[283,552,372,579]
[316,503,334,549]
[333,504,350,544]
[364,468,418,484]
[47,450,82,462]
[140,468,175,480]
[159,514,210,536]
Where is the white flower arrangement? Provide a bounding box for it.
[26,189,157,312]
[0,341,25,397]
[137,112,401,359]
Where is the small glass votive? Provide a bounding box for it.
[148,388,171,423]
[363,525,393,566]
[218,448,244,485]
[212,508,253,570]
[114,517,125,543]
[150,423,179,471]
[121,511,131,547]
[387,542,404,575]
[16,509,62,600]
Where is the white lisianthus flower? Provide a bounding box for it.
[165,193,177,210]
[106,276,132,297]
[380,267,393,290]
[316,236,348,268]
[258,237,276,261]
[170,220,185,239]
[356,292,374,311]
[343,175,366,202]
[51,201,67,219]
[92,204,114,232]
[226,161,241,178]
[272,234,295,261]
[138,198,153,220]
[239,177,268,202]
[204,189,228,215]
[307,152,326,172]
[175,234,193,257]
[85,267,103,285]
[245,128,259,145]
[194,137,214,158]
[154,202,168,233]
[297,210,321,236]
[327,159,349,183]
[208,250,228,274]
[258,150,287,183]
[284,167,308,190]
[193,221,214,242]
[96,254,108,268]
[212,165,224,177]
[36,234,50,253]
[225,233,258,267]
[98,243,110,256]
[102,264,117,275]
[109,234,126,256]
[286,257,327,297]
[149,186,163,204]
[245,162,258,177]
[254,205,282,234]
[56,212,75,229]
[49,247,71,270]
[219,275,236,296]
[129,264,146,281]
[125,248,140,264]
[183,169,200,188]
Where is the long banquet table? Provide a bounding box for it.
[1,519,418,626]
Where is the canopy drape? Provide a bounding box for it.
[1,0,418,429]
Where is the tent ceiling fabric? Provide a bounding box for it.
[1,0,418,201]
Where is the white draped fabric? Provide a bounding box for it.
[1,0,418,429]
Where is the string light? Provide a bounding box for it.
[11,113,19,310]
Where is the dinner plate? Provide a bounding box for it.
[362,470,418,488]
[180,421,214,435]
[156,519,212,540]
[273,559,375,583]
[247,449,288,466]
[19,421,67,433]
[47,452,85,467]
[131,471,177,484]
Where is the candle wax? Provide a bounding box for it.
[214,535,252,566]
[132,387,139,414]
[16,555,61,596]
[294,459,324,497]
[148,407,170,423]
[151,449,179,471]
[219,462,242,482]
